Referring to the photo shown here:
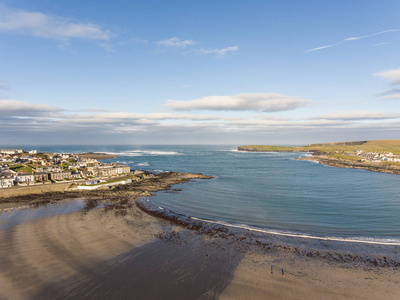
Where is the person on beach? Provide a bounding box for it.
[282,268,285,277]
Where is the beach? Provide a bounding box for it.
[1,189,399,299]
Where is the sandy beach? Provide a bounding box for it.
[0,189,399,299]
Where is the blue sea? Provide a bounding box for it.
[14,145,400,244]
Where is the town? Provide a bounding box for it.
[352,149,400,163]
[0,149,131,189]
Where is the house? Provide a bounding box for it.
[112,165,130,175]
[71,171,81,179]
[15,173,35,184]
[34,172,49,182]
[50,171,72,181]
[81,170,92,178]
[0,173,15,188]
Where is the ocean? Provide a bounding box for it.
[14,145,400,244]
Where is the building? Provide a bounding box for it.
[50,171,72,181]
[15,173,35,184]
[87,165,130,177]
[112,165,131,174]
[71,171,81,179]
[0,174,15,188]
[0,149,23,155]
[34,172,49,182]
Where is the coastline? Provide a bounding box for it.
[296,155,400,175]
[238,142,400,175]
[1,172,399,299]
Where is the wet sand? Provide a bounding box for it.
[0,196,399,300]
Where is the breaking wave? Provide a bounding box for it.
[104,150,182,157]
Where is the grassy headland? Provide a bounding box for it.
[238,140,400,174]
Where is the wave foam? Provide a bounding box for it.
[142,198,400,246]
[104,150,182,157]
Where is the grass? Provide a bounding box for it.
[327,153,362,162]
[243,140,400,155]
[9,164,33,173]
[243,145,301,151]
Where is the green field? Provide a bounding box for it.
[241,140,400,155]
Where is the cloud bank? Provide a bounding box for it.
[313,111,400,121]
[0,100,61,117]
[166,93,313,112]
[1,99,400,145]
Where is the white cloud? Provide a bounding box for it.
[313,111,400,121]
[305,44,337,53]
[157,37,196,47]
[195,46,238,56]
[0,7,112,40]
[0,100,61,117]
[375,68,400,85]
[305,29,399,53]
[166,93,313,112]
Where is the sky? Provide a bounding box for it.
[1,0,400,145]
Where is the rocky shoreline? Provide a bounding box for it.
[238,146,400,175]
[75,152,119,159]
[0,171,213,205]
[297,155,400,175]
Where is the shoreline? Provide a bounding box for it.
[296,155,400,175]
[139,197,400,246]
[1,171,399,299]
[1,195,399,299]
[237,146,400,175]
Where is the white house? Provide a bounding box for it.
[15,173,35,185]
[0,174,15,188]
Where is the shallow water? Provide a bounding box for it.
[0,199,101,230]
[11,145,400,243]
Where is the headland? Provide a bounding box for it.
[238,139,400,175]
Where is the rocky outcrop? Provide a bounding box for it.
[76,152,118,159]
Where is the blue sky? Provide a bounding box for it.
[1,0,400,145]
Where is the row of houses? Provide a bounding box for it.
[0,149,24,155]
[87,165,131,177]
[0,164,131,188]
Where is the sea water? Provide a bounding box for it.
[14,145,400,243]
